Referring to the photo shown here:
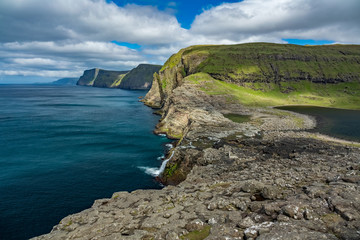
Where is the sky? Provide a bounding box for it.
[0,0,359,83]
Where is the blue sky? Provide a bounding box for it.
[110,0,242,29]
[0,0,359,83]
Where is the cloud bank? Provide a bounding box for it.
[0,0,359,81]
[190,0,360,44]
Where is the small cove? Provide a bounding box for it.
[276,106,360,142]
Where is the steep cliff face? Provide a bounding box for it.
[92,70,129,88]
[195,44,360,84]
[77,69,129,88]
[77,65,161,89]
[77,68,100,86]
[145,43,360,137]
[142,48,190,108]
[145,43,360,110]
[119,64,161,90]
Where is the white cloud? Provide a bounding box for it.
[191,0,360,44]
[142,45,183,56]
[3,41,142,61]
[0,70,83,78]
[0,0,188,79]
[12,58,64,67]
[0,41,147,77]
[0,0,359,80]
[0,0,187,45]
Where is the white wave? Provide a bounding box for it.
[158,133,167,137]
[165,143,173,149]
[138,166,161,177]
[139,150,175,177]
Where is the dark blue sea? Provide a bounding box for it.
[0,85,171,240]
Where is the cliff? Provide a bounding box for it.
[76,64,161,90]
[76,68,100,86]
[77,68,129,88]
[34,43,360,240]
[119,64,161,90]
[93,70,129,88]
[144,43,360,110]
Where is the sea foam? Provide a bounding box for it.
[139,150,175,177]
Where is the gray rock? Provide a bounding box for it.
[185,219,206,232]
[238,217,255,229]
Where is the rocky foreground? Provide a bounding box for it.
[34,78,360,240]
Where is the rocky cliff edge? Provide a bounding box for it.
[35,43,360,240]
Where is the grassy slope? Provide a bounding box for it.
[110,74,127,87]
[189,43,360,81]
[163,43,360,110]
[186,73,360,109]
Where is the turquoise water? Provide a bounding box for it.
[0,85,171,240]
[277,106,360,142]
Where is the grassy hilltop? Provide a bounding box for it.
[159,43,360,109]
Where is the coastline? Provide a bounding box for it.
[33,80,360,240]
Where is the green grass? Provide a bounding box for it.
[165,163,178,177]
[186,72,214,84]
[162,78,167,90]
[185,73,360,110]
[161,45,212,71]
[223,114,251,123]
[192,43,360,81]
[180,225,211,240]
[161,49,185,71]
[110,73,127,87]
[159,43,360,110]
[164,43,360,85]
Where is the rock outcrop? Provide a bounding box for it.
[35,43,360,240]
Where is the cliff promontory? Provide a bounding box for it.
[76,64,161,90]
[77,68,129,88]
[144,43,360,110]
[35,43,360,240]
[119,64,162,90]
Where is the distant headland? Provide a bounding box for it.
[76,64,161,90]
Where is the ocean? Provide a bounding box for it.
[0,85,171,240]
